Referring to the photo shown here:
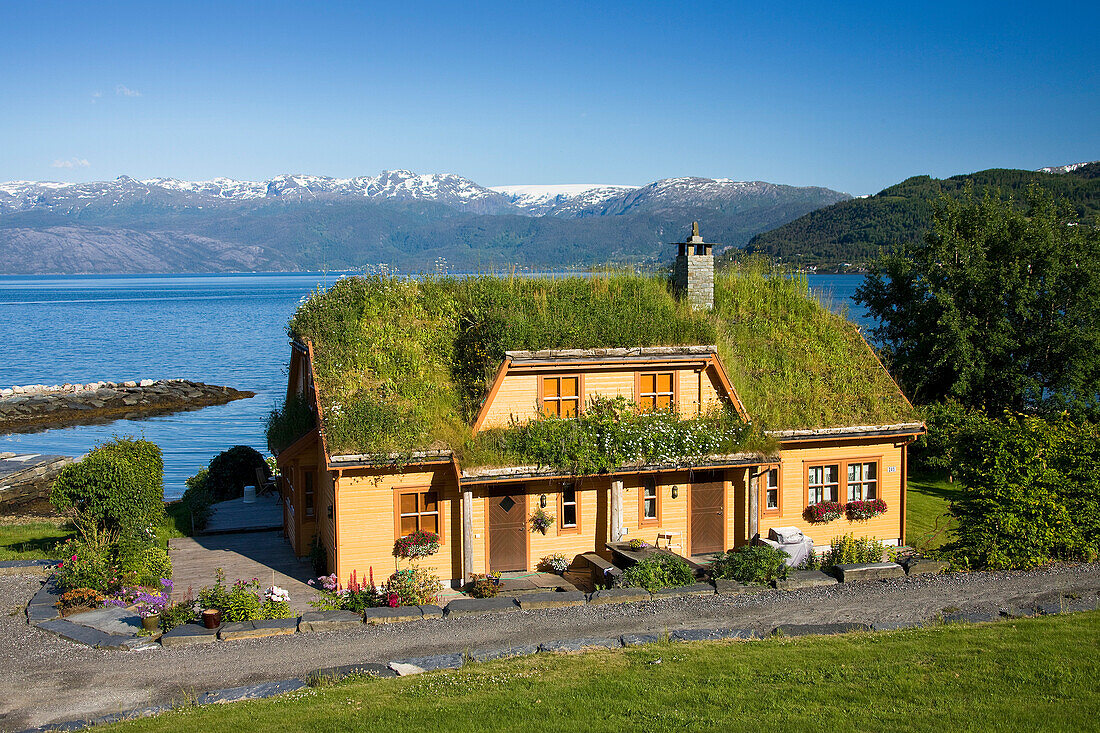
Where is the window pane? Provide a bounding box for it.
[657,394,672,409]
[400,493,418,514]
[864,462,877,480]
[644,497,657,519]
[544,378,559,398]
[641,374,655,394]
[866,482,877,500]
[823,465,838,484]
[644,483,656,500]
[420,514,438,534]
[767,489,778,509]
[824,485,837,502]
[422,492,437,513]
[400,515,418,534]
[561,377,578,398]
[561,398,578,418]
[848,463,860,483]
[562,487,576,504]
[640,395,655,411]
[808,466,821,485]
[767,469,778,490]
[563,505,577,526]
[657,373,672,393]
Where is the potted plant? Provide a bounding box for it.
[804,501,843,523]
[529,507,554,535]
[201,608,222,628]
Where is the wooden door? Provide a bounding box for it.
[690,471,725,555]
[488,491,527,572]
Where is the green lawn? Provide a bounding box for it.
[0,520,72,561]
[906,471,960,551]
[106,612,1100,733]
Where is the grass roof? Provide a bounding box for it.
[286,263,918,462]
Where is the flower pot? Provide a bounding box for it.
[142,614,160,632]
[201,609,222,629]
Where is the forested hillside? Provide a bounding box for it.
[739,163,1100,267]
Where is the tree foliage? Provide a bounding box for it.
[856,185,1100,417]
[948,413,1100,570]
[206,445,269,502]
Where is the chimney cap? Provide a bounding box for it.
[686,221,704,243]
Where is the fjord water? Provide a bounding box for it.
[0,272,868,500]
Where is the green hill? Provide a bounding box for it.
[737,163,1100,268]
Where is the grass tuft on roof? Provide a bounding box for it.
[285,262,917,462]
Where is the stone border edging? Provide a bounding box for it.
[18,606,1098,733]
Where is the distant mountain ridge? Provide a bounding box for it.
[0,171,850,274]
[741,162,1100,267]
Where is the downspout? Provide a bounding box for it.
[899,436,917,547]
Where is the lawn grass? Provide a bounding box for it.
[906,470,961,552]
[108,612,1100,733]
[0,520,72,561]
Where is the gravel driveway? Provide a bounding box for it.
[2,563,1099,731]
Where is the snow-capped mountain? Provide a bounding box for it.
[492,184,637,216]
[0,170,517,216]
[1038,161,1099,174]
[0,169,852,275]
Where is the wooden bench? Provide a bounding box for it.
[578,552,623,587]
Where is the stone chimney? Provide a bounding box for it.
[673,221,714,310]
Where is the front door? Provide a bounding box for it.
[690,471,725,555]
[488,490,527,572]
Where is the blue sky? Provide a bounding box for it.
[1,1,1096,194]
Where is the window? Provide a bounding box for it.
[638,372,674,411]
[764,468,779,512]
[807,464,839,505]
[640,476,659,525]
[847,461,878,501]
[397,490,439,537]
[542,376,581,417]
[304,470,315,517]
[559,483,578,532]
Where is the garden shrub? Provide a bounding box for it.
[113,538,172,585]
[160,599,196,632]
[948,413,1100,570]
[95,437,164,519]
[466,573,500,598]
[51,440,163,540]
[179,469,215,533]
[912,400,985,476]
[825,533,885,567]
[308,570,386,611]
[385,567,440,606]
[55,539,112,592]
[709,545,790,584]
[620,554,695,591]
[55,587,104,614]
[206,446,269,502]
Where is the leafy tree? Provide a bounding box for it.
[206,445,269,501]
[856,185,1100,417]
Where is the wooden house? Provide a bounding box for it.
[273,226,924,586]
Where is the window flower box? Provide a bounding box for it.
[393,530,440,559]
[804,501,843,523]
[846,499,887,520]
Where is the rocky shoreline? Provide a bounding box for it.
[0,379,255,434]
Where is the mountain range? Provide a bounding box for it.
[0,171,849,273]
[741,162,1100,267]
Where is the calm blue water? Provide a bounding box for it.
[0,272,868,499]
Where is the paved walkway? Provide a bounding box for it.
[202,493,282,534]
[168,530,318,612]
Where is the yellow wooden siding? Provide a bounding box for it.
[478,366,718,430]
[335,466,462,585]
[761,440,904,547]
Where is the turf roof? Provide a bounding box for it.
[287,264,919,461]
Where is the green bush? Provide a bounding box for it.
[385,567,441,606]
[912,400,985,475]
[206,446,269,502]
[113,539,172,585]
[824,533,886,567]
[55,539,111,592]
[466,573,500,598]
[95,437,164,520]
[709,545,790,584]
[51,442,163,540]
[948,413,1100,570]
[160,599,196,632]
[180,469,215,533]
[620,554,695,591]
[260,599,294,619]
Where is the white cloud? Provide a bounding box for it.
[115,85,141,97]
[51,157,91,169]
[91,91,102,104]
